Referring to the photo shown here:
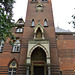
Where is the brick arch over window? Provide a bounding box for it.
[8,58,18,75]
[8,58,18,67]
[29,44,49,58]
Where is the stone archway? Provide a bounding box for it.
[31,47,46,75]
[26,40,50,75]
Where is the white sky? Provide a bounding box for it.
[13,0,75,32]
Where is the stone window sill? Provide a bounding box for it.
[11,51,20,53]
[0,51,2,53]
[15,32,23,33]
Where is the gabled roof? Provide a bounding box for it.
[16,18,24,26]
[55,27,71,33]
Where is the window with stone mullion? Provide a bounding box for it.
[8,68,16,75]
[13,44,20,52]
[16,28,23,32]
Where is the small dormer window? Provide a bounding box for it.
[16,18,24,25]
[19,21,22,23]
[16,27,23,33]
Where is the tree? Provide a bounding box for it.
[69,14,75,28]
[0,0,15,43]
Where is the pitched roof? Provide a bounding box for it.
[55,27,71,33]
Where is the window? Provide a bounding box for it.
[32,0,37,1]
[16,28,23,32]
[19,21,24,24]
[60,71,62,75]
[36,4,43,11]
[31,19,34,26]
[8,68,16,75]
[0,40,4,52]
[42,0,47,1]
[8,61,17,75]
[44,19,47,26]
[12,40,20,52]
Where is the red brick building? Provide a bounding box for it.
[0,0,75,75]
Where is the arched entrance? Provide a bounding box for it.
[31,47,47,75]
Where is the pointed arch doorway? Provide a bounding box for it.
[31,47,47,75]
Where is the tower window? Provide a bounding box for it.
[31,19,34,26]
[42,0,47,1]
[0,40,4,52]
[36,4,43,12]
[8,61,17,75]
[16,27,23,32]
[44,19,47,26]
[60,71,62,75]
[12,39,20,52]
[32,0,37,2]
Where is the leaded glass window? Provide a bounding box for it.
[12,39,20,52]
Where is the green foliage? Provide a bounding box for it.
[0,0,15,43]
[69,14,75,28]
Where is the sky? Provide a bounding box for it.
[13,0,75,32]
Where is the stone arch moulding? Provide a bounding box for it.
[27,43,50,65]
[29,44,48,58]
[34,23,44,34]
[8,58,18,67]
[34,23,45,39]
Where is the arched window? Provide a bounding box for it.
[42,0,47,1]
[12,39,20,52]
[44,19,47,26]
[31,19,34,26]
[0,40,4,52]
[32,0,37,2]
[36,4,43,11]
[8,61,17,75]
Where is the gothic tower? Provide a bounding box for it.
[21,0,60,75]
[0,0,60,75]
[1,0,75,75]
